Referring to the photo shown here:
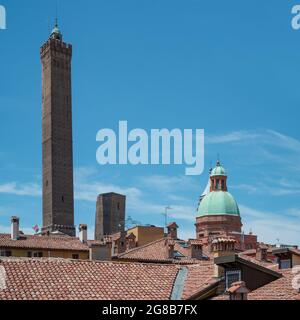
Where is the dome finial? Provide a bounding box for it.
[209,160,213,174]
[216,154,221,166]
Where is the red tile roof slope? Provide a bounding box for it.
[116,238,201,264]
[238,252,278,270]
[248,268,300,300]
[0,258,179,300]
[211,268,300,300]
[0,234,89,251]
[182,261,217,299]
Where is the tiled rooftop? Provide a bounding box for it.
[181,261,217,299]
[0,234,89,251]
[212,268,300,300]
[248,268,300,300]
[116,237,206,264]
[0,258,179,300]
[0,257,218,300]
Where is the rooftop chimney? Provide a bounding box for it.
[256,246,268,261]
[227,281,250,300]
[126,233,136,250]
[212,237,236,278]
[11,216,19,240]
[79,224,87,243]
[166,239,175,259]
[167,222,178,240]
[189,239,203,259]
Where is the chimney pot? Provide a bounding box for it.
[11,216,19,240]
[256,246,268,261]
[227,281,250,300]
[189,240,203,259]
[79,224,88,243]
[167,222,178,240]
[166,239,175,259]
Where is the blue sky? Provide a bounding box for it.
[0,0,300,245]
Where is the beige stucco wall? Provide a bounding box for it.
[128,226,164,247]
[1,248,89,260]
[292,254,300,266]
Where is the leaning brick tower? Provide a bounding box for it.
[40,20,75,236]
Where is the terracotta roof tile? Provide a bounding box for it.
[181,261,217,299]
[189,239,203,246]
[238,252,278,269]
[248,268,300,300]
[116,238,204,264]
[0,258,179,300]
[0,234,89,251]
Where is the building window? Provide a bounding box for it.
[280,259,291,269]
[28,252,43,258]
[72,254,79,260]
[62,196,65,202]
[0,250,12,257]
[226,270,241,289]
[173,251,185,258]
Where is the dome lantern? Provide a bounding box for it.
[210,160,228,192]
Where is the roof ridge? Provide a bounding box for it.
[0,256,182,267]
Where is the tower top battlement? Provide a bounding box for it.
[40,38,72,59]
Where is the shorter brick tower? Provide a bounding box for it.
[95,193,126,240]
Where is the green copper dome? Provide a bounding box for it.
[210,160,226,176]
[197,191,240,217]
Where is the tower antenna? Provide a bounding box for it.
[53,0,60,28]
[55,0,58,26]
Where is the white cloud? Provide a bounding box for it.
[75,181,141,203]
[232,183,300,197]
[240,204,300,246]
[0,182,41,197]
[286,208,300,218]
[206,129,300,153]
[206,131,260,144]
[266,130,300,152]
[138,174,198,193]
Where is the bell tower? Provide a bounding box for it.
[40,21,75,236]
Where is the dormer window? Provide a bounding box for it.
[226,270,241,289]
[280,259,291,269]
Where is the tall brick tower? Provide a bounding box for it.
[40,21,75,236]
